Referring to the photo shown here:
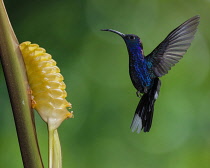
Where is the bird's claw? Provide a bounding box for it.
[136,91,143,98]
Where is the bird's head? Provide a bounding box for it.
[101,29,142,49]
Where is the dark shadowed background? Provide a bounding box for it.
[0,0,209,167]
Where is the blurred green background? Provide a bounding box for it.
[0,0,210,167]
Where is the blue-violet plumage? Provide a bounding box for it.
[101,15,200,133]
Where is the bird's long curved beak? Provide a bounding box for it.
[101,29,125,37]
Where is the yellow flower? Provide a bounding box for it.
[20,41,73,130]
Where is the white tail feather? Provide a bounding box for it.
[131,114,142,133]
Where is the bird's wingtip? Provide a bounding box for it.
[190,15,200,22]
[194,15,200,18]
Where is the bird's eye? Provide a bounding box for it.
[128,36,135,40]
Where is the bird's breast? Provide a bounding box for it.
[129,60,152,93]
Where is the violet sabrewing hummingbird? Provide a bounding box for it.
[101,16,200,133]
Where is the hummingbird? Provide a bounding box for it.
[101,15,200,133]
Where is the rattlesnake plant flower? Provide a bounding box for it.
[20,41,73,168]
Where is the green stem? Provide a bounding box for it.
[48,128,53,168]
[48,127,62,168]
[0,0,43,167]
[53,129,62,168]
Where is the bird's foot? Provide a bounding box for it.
[136,91,143,98]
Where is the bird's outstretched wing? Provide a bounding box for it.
[146,15,200,77]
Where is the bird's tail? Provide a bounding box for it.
[130,78,161,133]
